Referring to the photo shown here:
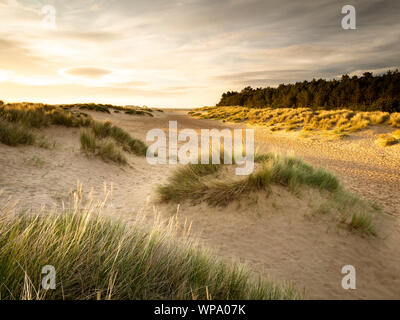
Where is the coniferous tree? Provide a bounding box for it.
[216,70,400,112]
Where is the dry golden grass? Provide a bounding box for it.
[376,133,399,147]
[390,113,400,128]
[0,103,148,158]
[392,130,400,139]
[191,106,400,138]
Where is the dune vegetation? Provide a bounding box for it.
[0,102,148,161]
[189,106,400,139]
[0,190,297,300]
[80,129,127,164]
[58,102,156,117]
[157,153,378,236]
[375,133,399,147]
[89,120,147,156]
[393,130,400,139]
[0,120,35,146]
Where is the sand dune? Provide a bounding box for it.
[1,110,399,299]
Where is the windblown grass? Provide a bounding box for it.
[157,153,378,235]
[0,103,148,156]
[158,154,340,204]
[156,151,232,203]
[80,128,97,153]
[191,106,400,137]
[0,191,297,300]
[59,103,155,116]
[80,129,127,164]
[97,138,127,164]
[0,120,35,146]
[156,162,223,203]
[0,103,92,128]
[90,120,147,156]
[348,211,376,235]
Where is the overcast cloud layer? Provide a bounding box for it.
[0,0,399,107]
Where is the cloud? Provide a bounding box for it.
[0,0,399,107]
[58,31,117,42]
[62,67,112,79]
[117,80,149,87]
[0,37,54,74]
[213,69,308,81]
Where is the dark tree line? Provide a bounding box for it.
[217,70,400,112]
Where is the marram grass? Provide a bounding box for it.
[0,191,298,300]
[0,120,35,146]
[190,106,400,135]
[80,129,127,164]
[0,103,148,157]
[158,153,340,205]
[375,133,399,147]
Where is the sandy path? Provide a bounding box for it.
[1,110,400,299]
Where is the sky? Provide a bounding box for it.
[0,0,399,108]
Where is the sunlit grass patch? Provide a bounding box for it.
[191,106,400,137]
[375,134,398,147]
[390,113,400,128]
[0,103,147,155]
[0,103,92,128]
[392,130,400,139]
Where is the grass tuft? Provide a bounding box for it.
[392,130,400,139]
[0,120,35,146]
[80,129,127,164]
[97,138,127,164]
[80,128,97,153]
[376,134,398,147]
[91,120,147,156]
[348,211,376,235]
